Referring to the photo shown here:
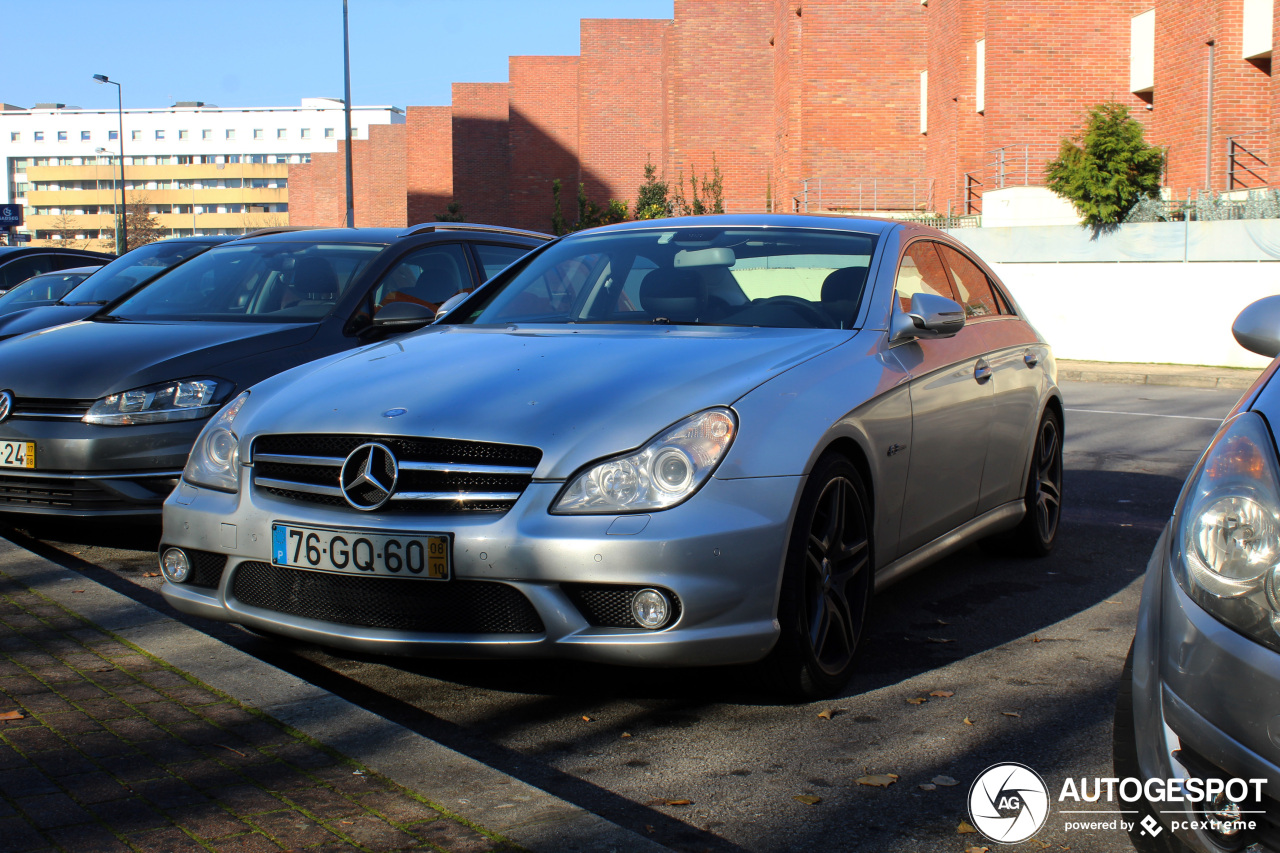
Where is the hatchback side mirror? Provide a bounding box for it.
[889,292,966,343]
[1233,295,1280,358]
[371,300,435,332]
[434,291,468,322]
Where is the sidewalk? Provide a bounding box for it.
[0,542,666,853]
[1057,358,1266,390]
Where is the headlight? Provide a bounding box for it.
[181,391,249,493]
[83,378,229,425]
[1173,411,1280,650]
[552,408,736,514]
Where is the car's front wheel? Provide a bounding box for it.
[761,453,874,700]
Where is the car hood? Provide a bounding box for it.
[240,324,850,480]
[0,304,97,341]
[0,319,320,399]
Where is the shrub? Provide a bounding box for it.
[1045,102,1163,228]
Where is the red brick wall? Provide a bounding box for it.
[667,0,775,213]
[288,124,406,228]
[926,0,987,214]
[771,1,802,210]
[406,106,453,225]
[452,83,510,225]
[578,19,670,214]
[509,56,580,233]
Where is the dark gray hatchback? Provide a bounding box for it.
[0,224,549,517]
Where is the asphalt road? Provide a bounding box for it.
[0,380,1245,853]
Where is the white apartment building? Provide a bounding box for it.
[0,97,404,245]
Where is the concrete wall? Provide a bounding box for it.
[951,220,1280,368]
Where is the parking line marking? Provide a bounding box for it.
[1065,407,1223,423]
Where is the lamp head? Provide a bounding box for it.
[92,74,109,84]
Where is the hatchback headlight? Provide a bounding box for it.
[84,377,228,425]
[1172,411,1280,651]
[552,408,736,514]
[182,392,249,493]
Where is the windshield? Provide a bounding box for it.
[459,227,877,329]
[60,240,220,306]
[0,270,94,313]
[107,242,384,323]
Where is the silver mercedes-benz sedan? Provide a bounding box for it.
[160,214,1062,697]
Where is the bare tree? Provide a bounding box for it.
[241,208,288,233]
[52,212,83,249]
[125,193,165,251]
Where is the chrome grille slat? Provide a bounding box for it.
[254,477,344,498]
[398,461,536,476]
[394,491,524,502]
[253,453,344,467]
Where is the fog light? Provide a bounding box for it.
[631,588,671,629]
[160,548,191,583]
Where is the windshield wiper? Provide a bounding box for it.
[70,300,109,306]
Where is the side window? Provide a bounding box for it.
[0,256,53,291]
[52,255,94,272]
[936,244,1001,318]
[472,243,530,282]
[894,241,955,312]
[480,253,605,322]
[372,243,473,311]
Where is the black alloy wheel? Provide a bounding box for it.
[1021,409,1064,556]
[761,453,873,699]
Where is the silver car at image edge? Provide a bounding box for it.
[159,213,1062,698]
[1115,297,1280,852]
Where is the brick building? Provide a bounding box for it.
[289,0,1277,231]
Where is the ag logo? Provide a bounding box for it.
[968,763,1049,844]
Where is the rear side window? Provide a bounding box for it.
[894,241,955,311]
[472,243,531,282]
[0,255,53,291]
[373,243,472,311]
[935,243,1002,318]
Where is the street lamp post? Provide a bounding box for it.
[92,74,127,253]
[342,0,355,228]
[94,147,119,254]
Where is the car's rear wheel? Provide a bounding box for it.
[761,454,873,700]
[1011,408,1063,556]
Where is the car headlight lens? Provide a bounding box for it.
[83,378,228,425]
[552,408,736,514]
[181,391,249,493]
[1173,411,1280,649]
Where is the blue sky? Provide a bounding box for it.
[5,1,674,111]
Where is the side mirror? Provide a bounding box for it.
[434,291,468,322]
[371,300,435,333]
[889,292,966,343]
[1233,295,1280,358]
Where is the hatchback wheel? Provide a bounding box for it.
[761,454,873,699]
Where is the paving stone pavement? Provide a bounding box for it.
[0,575,516,853]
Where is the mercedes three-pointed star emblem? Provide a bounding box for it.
[339,442,399,511]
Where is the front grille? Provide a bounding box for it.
[10,397,95,420]
[231,561,544,634]
[0,475,125,511]
[562,583,682,628]
[185,549,227,589]
[250,433,542,515]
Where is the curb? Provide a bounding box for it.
[0,539,669,853]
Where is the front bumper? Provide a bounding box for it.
[0,418,202,517]
[1131,524,1280,850]
[159,474,802,667]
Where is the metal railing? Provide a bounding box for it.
[793,177,935,214]
[1227,137,1269,190]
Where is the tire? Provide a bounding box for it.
[760,453,874,700]
[1114,643,1192,853]
[1011,408,1064,557]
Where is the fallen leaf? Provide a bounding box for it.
[215,744,247,758]
[907,696,928,705]
[1002,711,1022,718]
[1032,635,1041,643]
[926,637,955,644]
[72,590,85,594]
[965,846,990,853]
[340,820,354,825]
[957,820,978,834]
[644,825,655,834]
[143,572,160,578]
[928,690,954,698]
[0,710,25,721]
[936,618,950,625]
[932,775,958,787]
[793,794,822,805]
[918,783,937,791]
[581,715,592,722]
[1031,843,1051,850]
[650,798,691,806]
[855,774,898,787]
[816,708,843,720]
[963,717,974,726]
[621,732,632,738]
[351,770,366,777]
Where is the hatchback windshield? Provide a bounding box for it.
[107,242,384,323]
[460,227,877,329]
[0,269,95,313]
[60,240,219,306]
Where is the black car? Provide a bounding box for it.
[0,266,105,316]
[0,223,549,517]
[0,246,115,292]
[0,237,232,341]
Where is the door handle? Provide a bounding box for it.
[1023,350,1039,368]
[974,359,992,383]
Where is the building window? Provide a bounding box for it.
[277,128,287,139]
[1130,10,1155,97]
[80,130,90,141]
[919,71,928,134]
[177,156,194,165]
[132,130,141,141]
[226,129,236,140]
[108,130,118,140]
[350,127,359,138]
[57,131,67,142]
[8,132,17,142]
[253,129,263,140]
[155,130,165,140]
[324,128,335,139]
[300,128,311,139]
[179,129,189,140]
[33,132,42,142]
[975,38,986,113]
